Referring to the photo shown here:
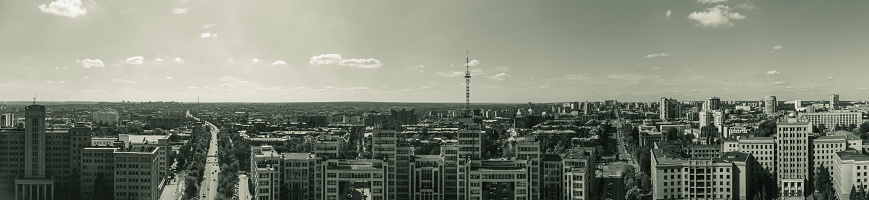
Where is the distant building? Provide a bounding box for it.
[831,94,840,110]
[801,112,861,128]
[764,96,777,116]
[91,109,119,126]
[703,97,721,111]
[0,113,13,128]
[659,97,680,121]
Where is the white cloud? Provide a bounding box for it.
[488,73,510,81]
[164,77,173,80]
[272,60,287,65]
[252,58,262,63]
[82,76,88,79]
[200,32,217,38]
[698,0,728,3]
[645,53,670,58]
[436,71,466,78]
[201,23,219,29]
[468,60,480,67]
[39,0,87,18]
[771,81,786,85]
[773,45,783,50]
[309,54,383,69]
[418,86,432,90]
[827,77,834,80]
[735,2,756,10]
[174,57,184,63]
[652,67,662,70]
[154,58,165,63]
[125,56,144,65]
[77,59,104,68]
[112,79,139,84]
[666,10,672,17]
[171,8,188,15]
[766,70,780,75]
[688,5,746,28]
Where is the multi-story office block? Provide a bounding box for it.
[322,159,389,200]
[1,113,14,128]
[441,142,459,200]
[70,123,93,177]
[830,94,840,110]
[776,122,811,199]
[457,158,533,200]
[736,137,776,172]
[251,146,282,200]
[118,134,170,184]
[652,142,760,200]
[279,153,320,200]
[802,112,861,128]
[313,134,343,158]
[113,146,161,200]
[408,155,443,200]
[80,147,118,199]
[832,150,869,200]
[562,147,596,200]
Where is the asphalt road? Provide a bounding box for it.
[198,121,220,200]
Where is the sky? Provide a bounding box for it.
[1,0,868,103]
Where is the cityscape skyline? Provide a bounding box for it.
[3,0,869,102]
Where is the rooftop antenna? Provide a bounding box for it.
[465,51,471,117]
[32,94,36,105]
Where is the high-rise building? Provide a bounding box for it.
[776,122,811,199]
[1,113,13,128]
[703,97,721,111]
[659,97,679,121]
[764,96,777,116]
[830,94,840,110]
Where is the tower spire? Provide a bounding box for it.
[464,51,471,117]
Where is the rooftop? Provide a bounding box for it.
[837,151,869,162]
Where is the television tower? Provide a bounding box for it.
[464,51,472,117]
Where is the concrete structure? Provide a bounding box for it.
[737,137,776,172]
[660,97,680,121]
[652,142,760,200]
[640,132,665,149]
[776,122,811,199]
[832,150,869,200]
[703,97,721,111]
[1,113,13,128]
[831,94,840,110]
[80,147,118,200]
[802,112,862,128]
[764,96,777,116]
[91,110,119,126]
[113,146,162,200]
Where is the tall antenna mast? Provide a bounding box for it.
[464,51,471,117]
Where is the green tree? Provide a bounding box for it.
[666,127,679,141]
[816,164,833,198]
[625,187,642,200]
[754,120,777,137]
[851,185,859,200]
[818,124,828,134]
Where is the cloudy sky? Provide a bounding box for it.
[1,0,868,103]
